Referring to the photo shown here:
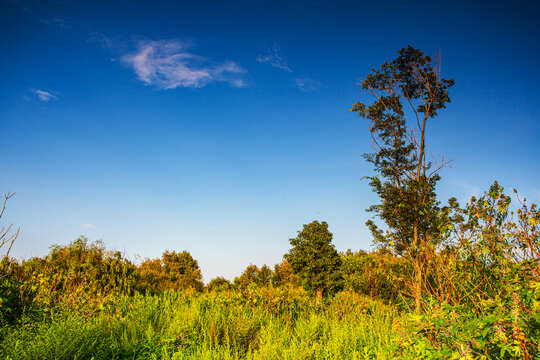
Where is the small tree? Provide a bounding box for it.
[207,277,232,292]
[340,249,408,302]
[285,221,342,299]
[257,264,273,286]
[350,46,455,311]
[272,260,298,287]
[137,250,203,292]
[234,264,260,289]
[233,263,274,289]
[161,250,203,291]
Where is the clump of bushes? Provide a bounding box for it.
[0,237,204,324]
[398,183,540,358]
[340,249,409,303]
[1,237,137,323]
[136,250,204,293]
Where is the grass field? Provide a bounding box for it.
[0,289,406,360]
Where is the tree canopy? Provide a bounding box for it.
[285,220,342,295]
[137,250,203,293]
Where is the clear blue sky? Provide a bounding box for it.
[1,0,539,282]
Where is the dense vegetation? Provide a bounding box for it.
[1,47,538,359]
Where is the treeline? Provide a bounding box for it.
[0,234,404,321]
[1,182,538,358]
[2,181,538,304]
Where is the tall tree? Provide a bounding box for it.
[350,46,455,310]
[285,221,342,299]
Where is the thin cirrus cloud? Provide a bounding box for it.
[40,17,70,28]
[256,43,292,72]
[33,89,57,102]
[120,39,247,89]
[294,78,321,92]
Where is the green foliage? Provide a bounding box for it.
[0,262,24,324]
[397,183,540,359]
[351,46,455,310]
[233,264,274,290]
[1,236,137,323]
[272,260,298,287]
[285,221,343,295]
[1,183,538,358]
[257,265,273,287]
[350,45,455,256]
[453,182,539,302]
[0,238,207,325]
[136,250,204,293]
[207,277,232,292]
[340,249,408,303]
[44,236,136,295]
[0,289,400,360]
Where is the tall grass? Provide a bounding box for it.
[0,289,400,360]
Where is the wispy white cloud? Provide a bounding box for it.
[81,224,98,229]
[120,39,247,89]
[256,43,292,72]
[88,32,120,51]
[294,77,321,92]
[33,89,57,102]
[40,17,70,28]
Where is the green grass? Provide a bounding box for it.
[0,290,402,360]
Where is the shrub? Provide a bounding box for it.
[399,182,540,359]
[4,236,136,320]
[207,277,232,292]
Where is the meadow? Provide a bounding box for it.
[0,182,539,359]
[0,289,402,360]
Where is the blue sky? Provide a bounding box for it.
[1,0,539,282]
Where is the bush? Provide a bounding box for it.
[2,236,137,322]
[340,249,408,303]
[207,277,232,292]
[398,182,540,359]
